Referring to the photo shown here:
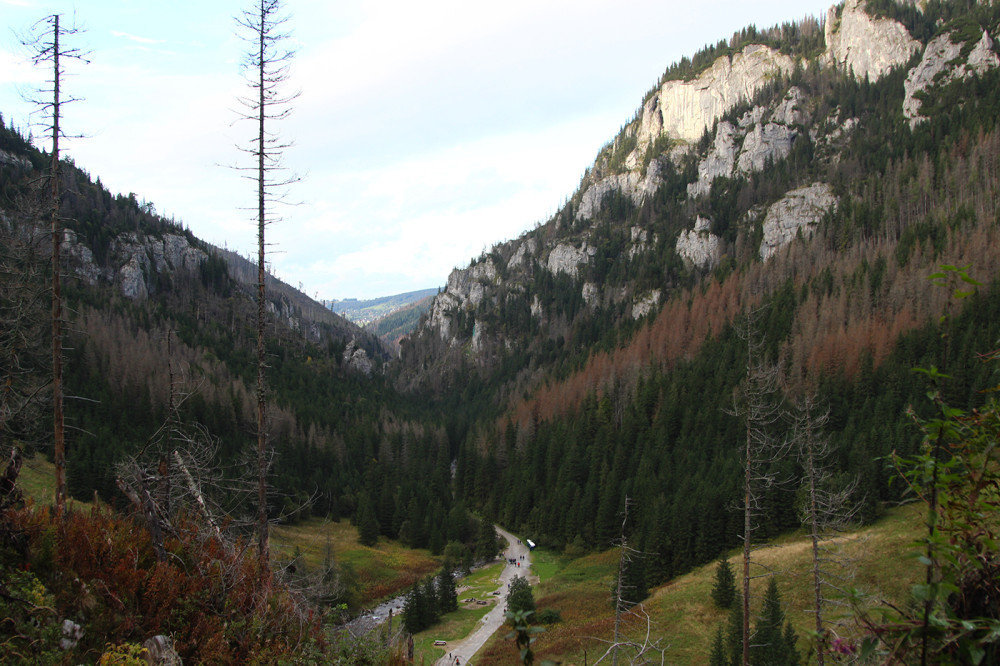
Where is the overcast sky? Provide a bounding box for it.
[1,0,834,300]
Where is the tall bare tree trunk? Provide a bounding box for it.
[49,14,65,520]
[254,9,270,586]
[730,308,786,666]
[235,0,298,590]
[22,13,86,519]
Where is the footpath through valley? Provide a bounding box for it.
[434,526,534,666]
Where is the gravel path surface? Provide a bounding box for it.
[434,526,533,666]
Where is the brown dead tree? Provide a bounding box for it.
[234,0,299,586]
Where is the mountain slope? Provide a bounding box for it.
[395,0,1000,583]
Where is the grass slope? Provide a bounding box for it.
[470,505,922,665]
[271,519,441,603]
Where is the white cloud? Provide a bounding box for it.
[109,30,165,45]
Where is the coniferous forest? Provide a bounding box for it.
[3,0,1000,663]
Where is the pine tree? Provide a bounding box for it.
[711,557,737,609]
[357,493,380,547]
[436,567,458,614]
[751,578,799,666]
[709,625,728,666]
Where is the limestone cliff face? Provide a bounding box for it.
[547,242,596,278]
[676,217,722,270]
[412,0,990,359]
[903,29,999,127]
[639,44,798,146]
[427,259,499,342]
[759,183,838,261]
[62,230,208,301]
[823,0,920,81]
[0,149,32,170]
[343,338,374,376]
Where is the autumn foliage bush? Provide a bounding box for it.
[2,501,325,663]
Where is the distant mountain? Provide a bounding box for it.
[325,288,438,326]
[365,293,438,352]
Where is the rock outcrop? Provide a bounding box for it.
[688,122,739,197]
[688,87,807,197]
[343,338,373,376]
[632,290,662,320]
[676,216,722,270]
[428,260,499,341]
[639,44,797,145]
[759,183,838,261]
[736,122,797,175]
[576,160,663,221]
[0,149,31,170]
[546,242,595,278]
[823,0,920,81]
[903,29,1000,127]
[507,237,537,271]
[62,230,208,301]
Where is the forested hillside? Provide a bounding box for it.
[0,113,489,550]
[397,0,1000,588]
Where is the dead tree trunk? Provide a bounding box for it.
[235,0,298,589]
[21,14,87,519]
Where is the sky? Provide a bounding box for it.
[1,0,835,301]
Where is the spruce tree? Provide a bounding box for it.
[711,557,737,609]
[357,493,380,547]
[402,582,427,634]
[751,578,799,666]
[421,576,440,628]
[709,625,728,666]
[475,519,499,560]
[436,567,458,614]
[724,593,744,666]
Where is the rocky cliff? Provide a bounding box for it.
[405,0,999,377]
[823,0,921,80]
[903,27,999,127]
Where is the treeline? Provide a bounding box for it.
[653,16,826,88]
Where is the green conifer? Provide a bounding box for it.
[711,557,737,609]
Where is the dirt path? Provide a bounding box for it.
[434,526,533,666]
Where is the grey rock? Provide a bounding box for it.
[759,183,838,261]
[823,0,920,82]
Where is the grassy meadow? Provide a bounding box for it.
[468,503,923,665]
[18,456,924,665]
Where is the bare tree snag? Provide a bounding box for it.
[21,14,87,520]
[234,0,298,587]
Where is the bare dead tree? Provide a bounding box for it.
[20,13,88,520]
[789,393,862,665]
[587,496,669,665]
[115,331,257,563]
[233,0,299,586]
[591,604,668,665]
[728,308,789,666]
